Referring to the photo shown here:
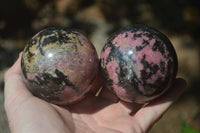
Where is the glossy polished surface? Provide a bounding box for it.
[100,25,178,103]
[21,27,100,105]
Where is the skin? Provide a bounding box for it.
[4,53,186,133]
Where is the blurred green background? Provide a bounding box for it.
[0,0,200,132]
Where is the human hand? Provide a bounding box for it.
[4,53,186,133]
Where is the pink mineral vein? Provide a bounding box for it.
[106,60,120,84]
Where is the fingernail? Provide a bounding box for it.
[176,78,187,91]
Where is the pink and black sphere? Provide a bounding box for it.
[100,25,178,103]
[21,27,100,105]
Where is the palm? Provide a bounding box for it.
[63,89,143,133]
[4,54,186,133]
[7,85,143,133]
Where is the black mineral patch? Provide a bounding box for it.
[29,69,75,89]
[152,40,165,55]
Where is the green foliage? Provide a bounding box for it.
[182,120,200,133]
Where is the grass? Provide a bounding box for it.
[182,119,200,133]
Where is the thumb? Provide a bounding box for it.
[4,52,32,111]
[133,78,187,132]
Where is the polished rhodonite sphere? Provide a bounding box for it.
[21,27,100,105]
[100,25,178,103]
